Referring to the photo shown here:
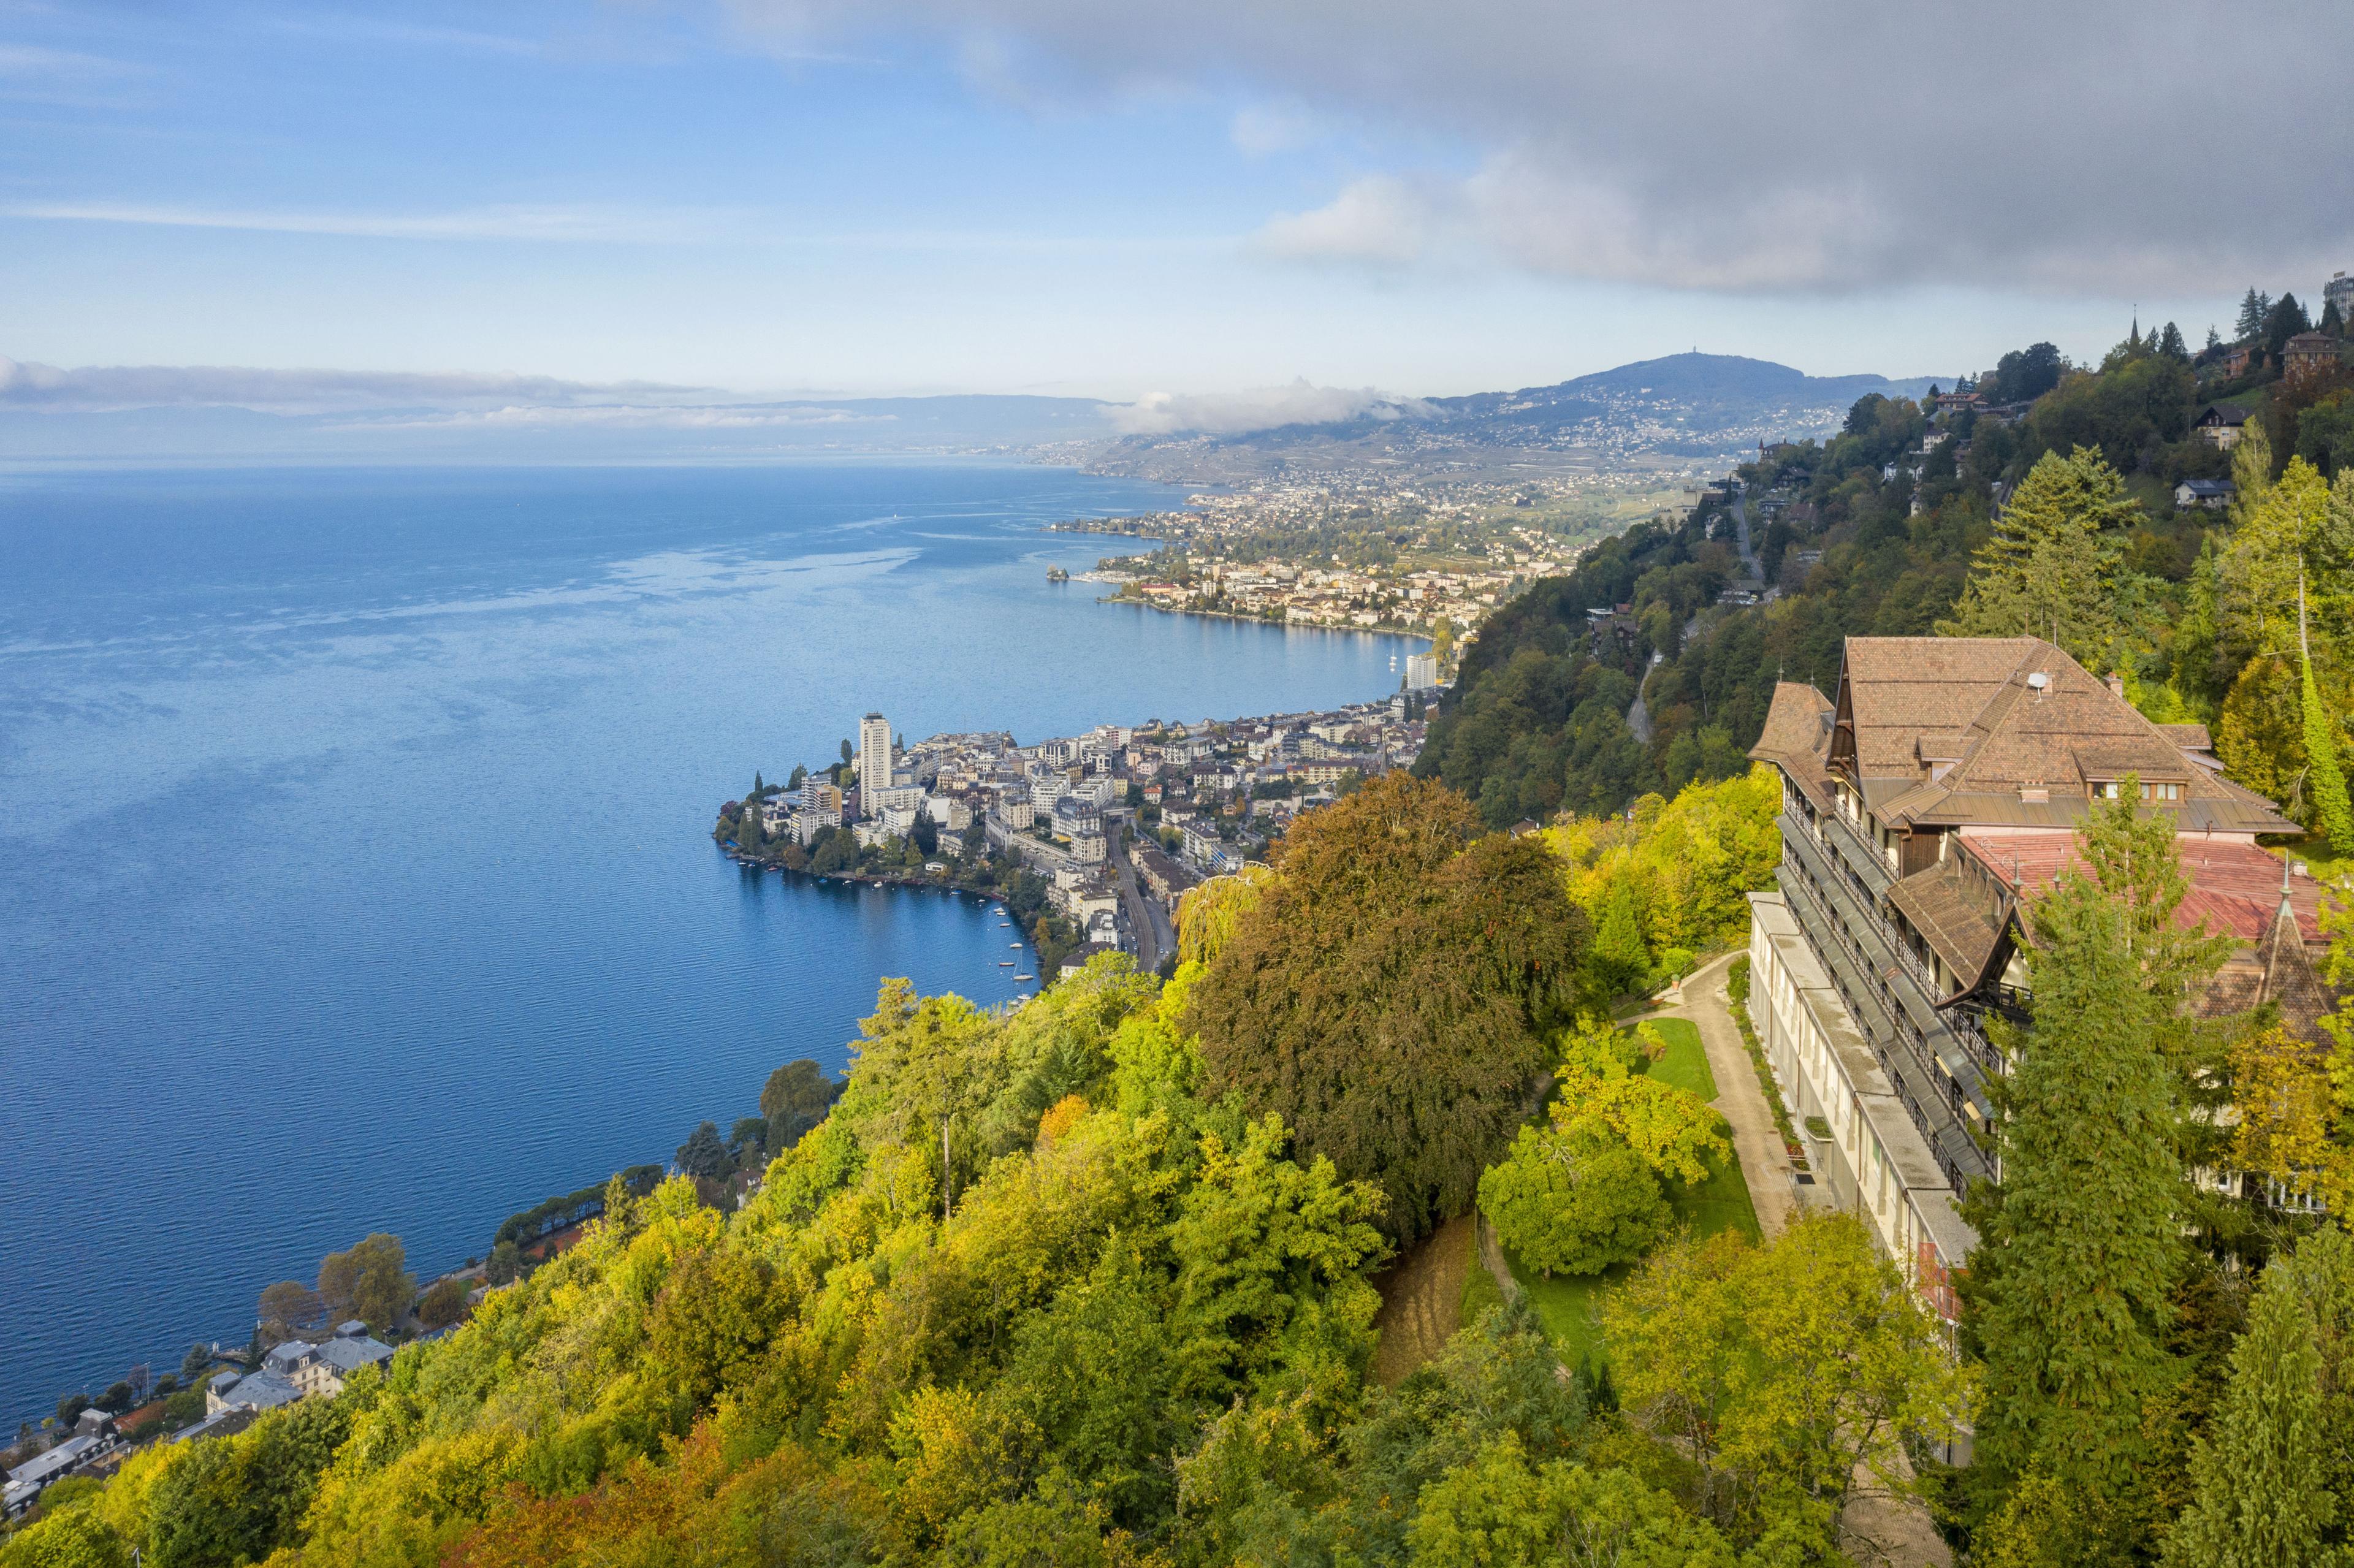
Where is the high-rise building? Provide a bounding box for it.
[2326,270,2354,325]
[858,713,891,812]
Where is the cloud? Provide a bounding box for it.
[0,359,710,414]
[1228,102,1322,156]
[723,0,2354,296]
[360,403,894,431]
[1110,378,1430,435]
[0,201,733,243]
[1254,175,1440,267]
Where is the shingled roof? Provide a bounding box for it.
[1750,636,2297,835]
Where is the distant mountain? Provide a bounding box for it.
[1080,352,1940,482]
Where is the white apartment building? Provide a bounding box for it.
[858,712,892,799]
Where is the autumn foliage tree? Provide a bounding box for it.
[1185,774,1590,1244]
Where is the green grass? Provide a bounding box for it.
[1460,1225,1507,1327]
[1641,1018,1716,1100]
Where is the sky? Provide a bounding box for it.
[4,0,2353,414]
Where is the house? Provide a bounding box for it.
[206,1367,302,1417]
[2191,403,2252,449]
[2,1434,111,1518]
[251,1322,394,1402]
[2174,478,2236,511]
[2284,331,2341,384]
[1744,637,2317,1313]
[2223,344,2256,379]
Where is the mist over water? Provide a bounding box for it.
[0,462,1416,1425]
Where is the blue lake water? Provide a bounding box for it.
[0,462,1416,1425]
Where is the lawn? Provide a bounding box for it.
[1507,1017,1759,1373]
[1642,1018,1717,1100]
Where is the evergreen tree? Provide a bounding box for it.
[2206,324,2223,353]
[2162,1226,2353,1568]
[1967,788,2231,1529]
[738,804,764,851]
[2158,321,2187,360]
[788,763,807,790]
[1936,446,2141,664]
[2300,605,2354,856]
[1591,873,1650,997]
[674,1120,733,1181]
[2239,288,2269,343]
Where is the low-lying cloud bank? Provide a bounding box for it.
[0,357,707,414]
[1110,379,1431,436]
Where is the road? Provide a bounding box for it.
[1731,491,1764,584]
[1108,831,1173,974]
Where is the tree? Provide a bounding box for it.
[1551,1068,1729,1188]
[646,1246,781,1412]
[181,1342,213,1384]
[2158,321,2187,361]
[1937,446,2141,664]
[1478,1125,1667,1277]
[761,1057,844,1152]
[1406,1435,1735,1568]
[484,1239,523,1285]
[788,763,807,789]
[1186,774,1590,1244]
[416,1276,469,1330]
[2162,1225,2354,1568]
[737,804,764,851]
[256,1280,320,1343]
[1965,786,2232,1528]
[1590,873,1651,998]
[2207,325,2223,354]
[674,1120,734,1182]
[55,1393,88,1427]
[2239,287,2269,343]
[316,1233,413,1334]
[1604,1216,1969,1546]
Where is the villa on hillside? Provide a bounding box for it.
[1745,636,2329,1330]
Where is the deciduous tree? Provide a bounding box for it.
[1478,1125,1667,1278]
[1186,775,1588,1245]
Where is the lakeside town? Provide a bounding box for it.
[712,673,1446,985]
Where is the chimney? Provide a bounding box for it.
[2105,671,2125,699]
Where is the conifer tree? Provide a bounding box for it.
[1967,788,2231,1520]
[2162,1226,2353,1568]
[1937,446,2140,664]
[1591,875,1650,997]
[2239,289,2269,343]
[2299,598,2354,855]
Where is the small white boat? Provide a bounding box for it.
[1015,973,1035,982]
[998,961,1014,966]
[1010,942,1023,948]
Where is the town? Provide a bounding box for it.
[714,679,1442,983]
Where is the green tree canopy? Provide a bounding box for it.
[1937,445,2143,664]
[1477,1124,1668,1278]
[1185,774,1590,1244]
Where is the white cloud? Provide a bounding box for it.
[1254,175,1441,267]
[0,201,733,244]
[1110,378,1430,435]
[1228,102,1322,156]
[362,403,893,431]
[0,358,709,413]
[725,0,2354,297]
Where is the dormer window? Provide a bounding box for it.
[2091,778,2183,802]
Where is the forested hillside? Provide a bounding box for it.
[0,777,1961,1568]
[1419,298,2354,848]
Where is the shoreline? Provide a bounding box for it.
[1092,592,1441,642]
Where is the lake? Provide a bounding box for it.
[0,461,1417,1426]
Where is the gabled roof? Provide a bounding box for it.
[1758,636,2297,835]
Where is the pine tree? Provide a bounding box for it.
[1936,446,2141,664]
[2239,289,2267,343]
[1967,790,2230,1514]
[2161,1227,2352,1568]
[2206,325,2223,353]
[2158,321,2187,360]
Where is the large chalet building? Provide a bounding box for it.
[1745,636,2331,1317]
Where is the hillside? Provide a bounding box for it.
[1416,313,2354,839]
[1078,352,1939,483]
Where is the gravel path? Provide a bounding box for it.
[1650,950,1794,1238]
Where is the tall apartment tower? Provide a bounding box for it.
[858,712,892,808]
